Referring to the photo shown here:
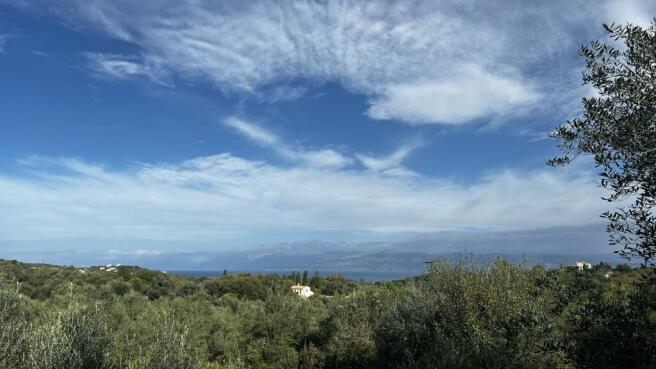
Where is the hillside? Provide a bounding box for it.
[1,258,654,369]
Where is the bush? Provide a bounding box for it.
[26,303,109,369]
[562,271,656,369]
[106,306,200,369]
[376,259,563,369]
[0,288,30,369]
[204,275,267,301]
[110,281,131,297]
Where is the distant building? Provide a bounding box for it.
[291,284,314,299]
[99,264,117,272]
[576,261,592,271]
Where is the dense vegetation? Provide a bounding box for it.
[0,258,654,369]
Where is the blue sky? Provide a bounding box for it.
[1,0,655,258]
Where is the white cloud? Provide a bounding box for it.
[224,116,281,146]
[85,53,145,79]
[356,143,421,174]
[6,0,654,125]
[258,84,308,104]
[107,249,163,257]
[0,153,607,242]
[18,0,630,125]
[604,0,656,28]
[367,65,540,125]
[222,116,352,169]
[301,149,352,169]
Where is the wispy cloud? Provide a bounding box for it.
[0,34,10,53]
[85,53,145,79]
[223,116,352,169]
[356,142,423,175]
[106,249,163,257]
[0,152,607,242]
[224,116,282,147]
[258,84,309,104]
[84,52,171,85]
[31,50,50,57]
[13,0,646,125]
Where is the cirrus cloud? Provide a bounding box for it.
[223,116,353,169]
[11,0,645,125]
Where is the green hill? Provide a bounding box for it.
[1,258,654,369]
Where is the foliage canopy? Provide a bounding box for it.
[551,20,656,264]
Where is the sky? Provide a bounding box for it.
[1,0,655,260]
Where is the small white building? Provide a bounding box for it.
[100,264,117,272]
[576,261,592,271]
[291,284,314,299]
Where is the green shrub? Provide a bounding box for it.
[106,307,200,369]
[26,303,109,369]
[0,288,30,369]
[376,259,564,369]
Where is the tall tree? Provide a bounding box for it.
[302,270,309,285]
[310,271,321,289]
[550,20,656,265]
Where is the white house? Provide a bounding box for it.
[100,264,117,272]
[291,284,314,299]
[576,261,593,271]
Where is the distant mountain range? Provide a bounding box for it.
[1,224,638,273]
[1,247,631,275]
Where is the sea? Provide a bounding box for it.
[171,270,420,282]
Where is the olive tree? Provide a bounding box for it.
[550,20,656,264]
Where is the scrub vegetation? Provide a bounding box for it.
[0,258,654,369]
